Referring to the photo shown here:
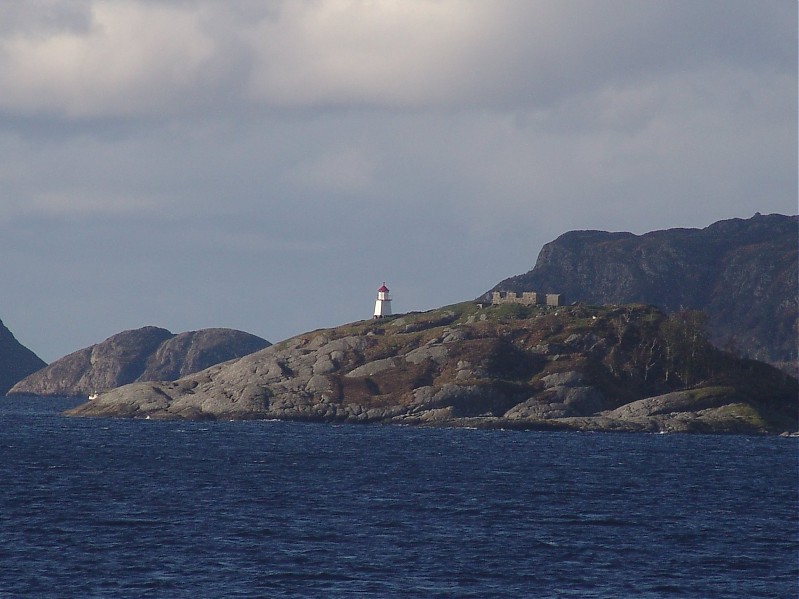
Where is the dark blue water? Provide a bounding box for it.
[0,397,796,598]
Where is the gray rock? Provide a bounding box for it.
[562,387,606,415]
[455,369,474,381]
[312,357,337,374]
[9,327,270,397]
[305,374,334,396]
[306,334,331,350]
[345,357,399,378]
[442,329,470,343]
[412,386,436,405]
[319,336,370,355]
[541,371,584,388]
[605,389,734,419]
[404,345,448,365]
[422,384,508,417]
[505,400,570,420]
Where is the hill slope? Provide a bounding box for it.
[67,303,797,434]
[9,327,270,397]
[487,213,798,373]
[0,319,47,395]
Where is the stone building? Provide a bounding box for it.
[491,291,564,307]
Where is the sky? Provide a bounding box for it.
[0,0,796,362]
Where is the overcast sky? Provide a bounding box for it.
[1,0,796,362]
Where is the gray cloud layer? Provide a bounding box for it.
[1,1,795,361]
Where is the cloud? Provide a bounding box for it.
[0,1,216,118]
[244,0,492,108]
[19,190,158,218]
[0,0,794,361]
[0,0,93,36]
[1,1,793,119]
[285,145,377,196]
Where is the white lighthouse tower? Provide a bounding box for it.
[373,282,392,318]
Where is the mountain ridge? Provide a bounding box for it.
[487,213,798,374]
[0,318,46,395]
[8,326,270,397]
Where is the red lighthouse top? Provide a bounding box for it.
[378,283,389,293]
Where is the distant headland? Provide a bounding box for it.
[2,213,795,434]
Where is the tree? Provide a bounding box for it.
[660,310,709,387]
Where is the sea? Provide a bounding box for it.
[0,396,796,599]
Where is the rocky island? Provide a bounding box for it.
[9,326,270,397]
[66,302,797,434]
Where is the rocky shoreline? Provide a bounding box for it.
[66,303,798,434]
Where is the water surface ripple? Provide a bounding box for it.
[1,397,796,598]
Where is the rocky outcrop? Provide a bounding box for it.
[0,319,46,395]
[487,213,798,375]
[8,327,270,397]
[66,303,797,434]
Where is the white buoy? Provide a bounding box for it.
[373,282,392,318]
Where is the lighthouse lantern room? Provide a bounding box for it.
[373,282,392,319]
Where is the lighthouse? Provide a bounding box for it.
[373,282,392,318]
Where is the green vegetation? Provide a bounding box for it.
[710,403,768,430]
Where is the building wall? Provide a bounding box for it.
[374,298,392,318]
[491,291,564,307]
[546,294,562,307]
